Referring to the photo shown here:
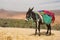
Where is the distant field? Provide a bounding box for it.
[0,19,35,28]
[0,19,60,30]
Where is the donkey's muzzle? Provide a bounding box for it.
[25,19,28,22]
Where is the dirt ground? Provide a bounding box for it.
[0,27,60,40]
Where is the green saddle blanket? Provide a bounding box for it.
[43,14,52,24]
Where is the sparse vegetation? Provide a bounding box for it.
[0,19,35,28]
[0,19,60,30]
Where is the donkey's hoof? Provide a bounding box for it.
[46,34,51,36]
[34,33,37,35]
[49,33,51,35]
[38,34,41,36]
[46,34,49,36]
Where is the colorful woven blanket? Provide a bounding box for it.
[38,10,55,23]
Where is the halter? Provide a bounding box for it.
[27,13,33,20]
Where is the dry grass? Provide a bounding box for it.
[0,27,60,40]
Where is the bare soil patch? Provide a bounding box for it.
[0,27,60,40]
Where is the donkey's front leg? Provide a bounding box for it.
[38,21,40,36]
[35,22,38,35]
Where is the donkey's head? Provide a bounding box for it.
[26,7,34,21]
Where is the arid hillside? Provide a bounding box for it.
[0,9,26,19]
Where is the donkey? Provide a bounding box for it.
[26,7,52,36]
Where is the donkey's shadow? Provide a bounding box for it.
[29,31,54,36]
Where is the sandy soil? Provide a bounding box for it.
[0,27,60,40]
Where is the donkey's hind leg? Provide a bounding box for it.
[46,24,49,35]
[46,24,51,35]
[48,24,51,35]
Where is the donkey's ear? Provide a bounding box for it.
[29,8,30,10]
[31,7,34,10]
